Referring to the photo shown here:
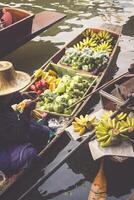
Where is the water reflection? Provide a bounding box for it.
[0,0,134,74]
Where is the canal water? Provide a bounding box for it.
[0,0,134,200]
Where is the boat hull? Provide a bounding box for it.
[0,8,66,58]
[0,23,122,197]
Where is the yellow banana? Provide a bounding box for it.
[72,121,79,127]
[119,120,128,128]
[74,117,84,126]
[100,136,112,148]
[73,125,83,132]
[34,69,43,78]
[115,121,121,130]
[117,112,127,120]
[79,127,86,135]
[107,118,113,128]
[127,117,132,126]
[111,118,116,128]
[96,130,107,136]
[97,135,109,142]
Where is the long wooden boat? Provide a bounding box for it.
[3,68,134,200]
[0,23,122,198]
[0,7,65,58]
[28,23,122,119]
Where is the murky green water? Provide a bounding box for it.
[0,0,134,200]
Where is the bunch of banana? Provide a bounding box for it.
[32,109,42,120]
[96,111,134,148]
[72,114,96,136]
[96,117,123,148]
[73,37,97,50]
[94,41,112,53]
[73,41,84,50]
[33,69,44,78]
[97,30,113,44]
[83,29,97,40]
[17,99,31,113]
[120,117,134,132]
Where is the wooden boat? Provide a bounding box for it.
[87,69,134,200]
[0,23,122,198]
[7,69,134,200]
[0,7,65,58]
[25,23,122,118]
[100,72,134,112]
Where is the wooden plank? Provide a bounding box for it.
[100,23,122,35]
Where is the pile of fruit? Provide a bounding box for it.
[61,47,109,72]
[36,74,96,115]
[72,111,134,148]
[95,111,134,148]
[30,69,60,94]
[60,30,115,73]
[72,114,96,135]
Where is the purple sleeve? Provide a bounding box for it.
[10,92,24,105]
[0,109,30,144]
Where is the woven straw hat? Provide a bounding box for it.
[0,61,31,96]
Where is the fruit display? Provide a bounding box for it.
[60,29,115,73]
[72,114,97,135]
[36,73,96,115]
[61,47,109,72]
[95,111,134,148]
[30,69,60,94]
[72,111,134,148]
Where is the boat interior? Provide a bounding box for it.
[0,7,32,25]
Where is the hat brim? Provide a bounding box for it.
[0,71,31,96]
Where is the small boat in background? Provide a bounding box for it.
[0,7,65,58]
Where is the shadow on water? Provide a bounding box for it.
[122,15,134,36]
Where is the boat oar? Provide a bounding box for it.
[67,64,134,110]
[17,132,95,200]
[88,159,107,200]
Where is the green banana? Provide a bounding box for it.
[97,135,110,142]
[100,136,112,148]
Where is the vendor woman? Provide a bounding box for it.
[0,61,50,174]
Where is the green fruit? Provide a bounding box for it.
[53,103,64,113]
[97,135,109,142]
[55,83,66,94]
[64,108,72,115]
[100,136,112,148]
[68,99,76,106]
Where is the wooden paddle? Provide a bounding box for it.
[67,64,134,110]
[88,159,107,200]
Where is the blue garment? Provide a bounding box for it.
[0,92,50,148]
[0,92,50,174]
[0,143,39,174]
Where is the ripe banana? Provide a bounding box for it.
[72,114,97,136]
[100,136,112,148]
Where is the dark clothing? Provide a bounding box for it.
[0,105,30,145]
[0,92,31,146]
[0,92,50,148]
[0,92,50,174]
[0,143,39,174]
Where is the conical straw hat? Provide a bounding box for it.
[0,61,31,96]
